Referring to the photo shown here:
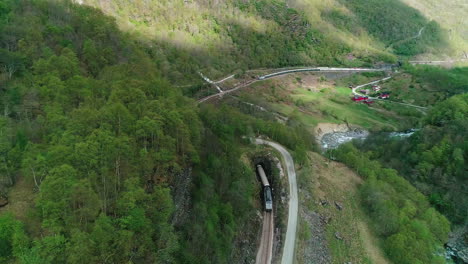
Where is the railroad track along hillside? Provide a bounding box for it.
[256,211,274,264]
[254,138,298,264]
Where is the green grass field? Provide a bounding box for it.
[286,87,401,130]
[238,73,414,131]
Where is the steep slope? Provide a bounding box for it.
[76,0,446,83]
[356,93,468,225]
[292,0,447,56]
[400,0,468,59]
[78,0,370,82]
[0,1,315,263]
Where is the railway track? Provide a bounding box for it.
[198,67,389,104]
[255,138,298,264]
[256,211,274,264]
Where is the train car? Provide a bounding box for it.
[257,165,270,187]
[257,165,273,211]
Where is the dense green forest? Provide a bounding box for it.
[352,93,467,225]
[348,66,467,225]
[0,1,316,263]
[0,1,199,262]
[404,65,468,104]
[0,0,461,263]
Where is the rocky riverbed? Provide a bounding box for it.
[315,123,369,150]
[320,130,369,150]
[315,123,420,151]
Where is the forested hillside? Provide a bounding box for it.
[0,0,463,263]
[328,67,467,264]
[0,1,316,263]
[359,65,468,107]
[335,143,450,264]
[401,0,468,58]
[336,0,446,56]
[336,68,467,262]
[0,1,200,262]
[335,93,467,263]
[354,93,468,225]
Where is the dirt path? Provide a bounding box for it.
[352,77,392,96]
[214,74,235,84]
[254,138,298,264]
[386,26,425,51]
[256,212,275,264]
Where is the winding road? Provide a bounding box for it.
[351,77,392,96]
[255,138,298,264]
[352,77,428,110]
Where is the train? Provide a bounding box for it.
[257,68,321,80]
[256,164,273,212]
[256,64,398,80]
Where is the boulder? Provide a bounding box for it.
[335,201,343,211]
[334,232,343,240]
[320,199,329,206]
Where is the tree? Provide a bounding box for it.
[422,208,450,243]
[66,230,93,264]
[36,164,77,232]
[21,145,47,191]
[70,179,100,229]
[0,117,15,187]
[0,213,24,262]
[89,213,121,263]
[0,49,24,79]
[33,235,68,264]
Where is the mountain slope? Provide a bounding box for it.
[0,1,314,263]
[76,0,447,82]
[400,0,468,59]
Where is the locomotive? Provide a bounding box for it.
[256,164,273,212]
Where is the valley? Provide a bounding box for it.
[0,0,466,264]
